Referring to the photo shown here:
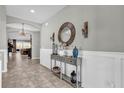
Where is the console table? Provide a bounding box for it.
[50,54,82,88]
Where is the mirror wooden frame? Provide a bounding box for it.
[58,22,76,46]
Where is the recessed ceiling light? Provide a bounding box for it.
[30,9,35,13]
[45,23,48,26]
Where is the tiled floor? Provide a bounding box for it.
[2,52,72,88]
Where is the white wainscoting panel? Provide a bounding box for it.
[0,49,8,72]
[82,51,124,88]
[40,49,51,69]
[121,58,124,88]
[0,60,2,88]
[40,49,124,88]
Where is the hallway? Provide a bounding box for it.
[2,52,72,88]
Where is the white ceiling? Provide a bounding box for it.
[6,5,66,23]
[7,23,40,31]
[7,23,40,40]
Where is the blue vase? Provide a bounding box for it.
[73,46,78,58]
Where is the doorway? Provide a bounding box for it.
[8,33,32,59]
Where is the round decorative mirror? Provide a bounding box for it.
[58,22,76,46]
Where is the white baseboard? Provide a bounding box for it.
[32,57,40,59]
[40,48,124,88]
[2,69,7,73]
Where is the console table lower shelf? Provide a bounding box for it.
[51,54,82,88]
[52,70,81,88]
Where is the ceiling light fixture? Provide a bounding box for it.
[19,23,26,36]
[30,9,35,13]
[45,22,48,26]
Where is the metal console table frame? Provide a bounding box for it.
[50,54,82,88]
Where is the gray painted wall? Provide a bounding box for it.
[0,6,7,49]
[41,5,124,52]
[95,6,124,52]
[32,32,40,59]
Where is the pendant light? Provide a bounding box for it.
[19,23,26,36]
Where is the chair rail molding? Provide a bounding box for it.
[40,48,124,88]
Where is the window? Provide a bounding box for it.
[16,41,31,49]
